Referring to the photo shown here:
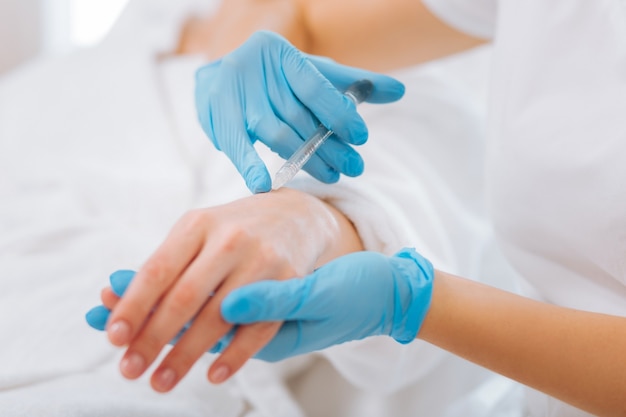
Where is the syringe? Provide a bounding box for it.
[271,79,374,190]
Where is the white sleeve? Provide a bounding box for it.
[422,0,498,39]
[289,53,500,392]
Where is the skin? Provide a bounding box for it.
[103,1,626,415]
[420,272,626,416]
[176,0,312,60]
[104,187,363,391]
[176,0,485,71]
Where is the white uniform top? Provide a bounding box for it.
[423,0,626,416]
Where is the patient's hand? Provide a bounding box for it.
[101,187,362,392]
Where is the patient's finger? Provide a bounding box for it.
[150,305,279,391]
[148,297,232,392]
[148,254,289,391]
[101,287,120,310]
[207,322,281,384]
[106,213,206,346]
[118,240,238,380]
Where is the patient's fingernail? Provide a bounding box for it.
[210,364,230,384]
[120,352,145,379]
[108,320,131,345]
[154,368,176,392]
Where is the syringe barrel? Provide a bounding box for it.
[344,79,374,105]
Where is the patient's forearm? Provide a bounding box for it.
[179,0,485,72]
[302,0,486,71]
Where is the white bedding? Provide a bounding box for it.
[0,1,523,416]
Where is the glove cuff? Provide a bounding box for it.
[389,247,434,344]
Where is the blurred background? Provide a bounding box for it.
[0,0,129,75]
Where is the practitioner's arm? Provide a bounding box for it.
[179,0,485,71]
[419,271,626,417]
[100,188,362,392]
[220,257,626,417]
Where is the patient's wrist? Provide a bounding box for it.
[270,187,363,267]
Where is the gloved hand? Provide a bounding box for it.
[195,30,405,193]
[87,249,433,364]
[217,248,434,362]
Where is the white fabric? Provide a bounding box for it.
[422,1,626,416]
[422,0,497,39]
[0,0,522,416]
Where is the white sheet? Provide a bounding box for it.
[0,1,523,416]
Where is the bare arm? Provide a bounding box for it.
[178,0,485,72]
[302,0,486,71]
[420,271,626,416]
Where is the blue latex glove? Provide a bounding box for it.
[195,30,405,193]
[217,248,434,362]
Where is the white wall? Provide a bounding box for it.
[0,0,129,76]
[0,0,45,74]
[69,0,129,47]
